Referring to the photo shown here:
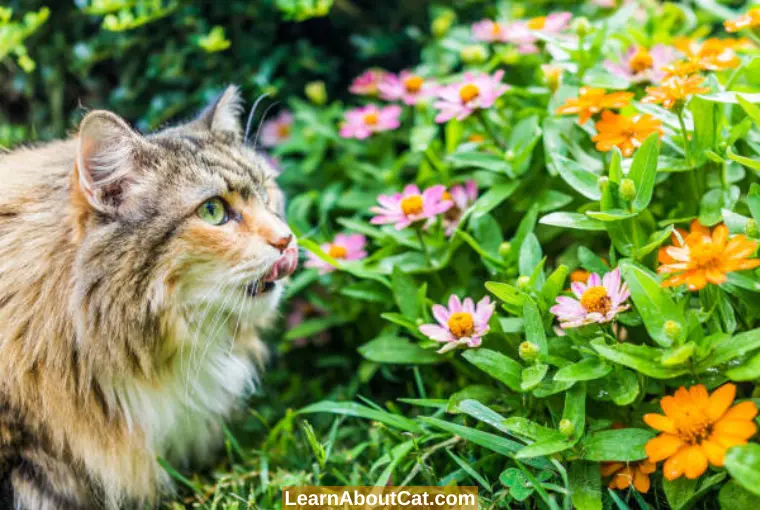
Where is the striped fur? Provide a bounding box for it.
[0,86,294,509]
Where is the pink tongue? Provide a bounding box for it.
[264,250,298,282]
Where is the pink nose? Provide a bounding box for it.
[263,247,298,282]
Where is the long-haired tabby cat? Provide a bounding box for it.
[0,86,298,509]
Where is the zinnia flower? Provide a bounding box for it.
[259,110,293,147]
[419,295,494,353]
[645,384,758,480]
[471,19,510,43]
[601,460,657,493]
[304,233,367,274]
[725,8,760,32]
[370,184,453,230]
[440,180,478,236]
[339,104,402,139]
[674,37,743,71]
[592,111,663,157]
[658,222,760,291]
[604,45,678,84]
[556,87,634,125]
[642,75,710,110]
[550,268,630,328]
[501,22,540,54]
[433,71,509,123]
[525,12,572,34]
[661,60,704,79]
[349,68,388,96]
[378,71,438,105]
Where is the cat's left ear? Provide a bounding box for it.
[196,85,243,137]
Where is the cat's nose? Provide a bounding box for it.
[269,234,293,253]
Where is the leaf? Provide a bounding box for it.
[502,417,565,442]
[690,96,716,154]
[410,125,438,153]
[608,367,640,406]
[627,132,660,211]
[568,461,602,510]
[515,436,575,458]
[737,93,760,126]
[725,444,760,496]
[539,212,607,231]
[519,233,543,277]
[446,449,491,491]
[725,351,760,381]
[446,386,501,414]
[700,327,760,369]
[663,477,699,510]
[499,468,535,501]
[554,154,602,200]
[591,338,690,379]
[523,299,548,355]
[456,399,512,434]
[462,349,522,392]
[541,264,569,309]
[562,383,586,439]
[620,260,685,347]
[727,147,760,172]
[358,336,441,365]
[449,151,511,175]
[298,401,421,433]
[554,357,612,382]
[373,440,414,486]
[486,282,526,308]
[391,266,418,319]
[468,181,519,220]
[521,363,549,391]
[586,209,639,222]
[578,429,654,461]
[719,481,759,510]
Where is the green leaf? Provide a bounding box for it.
[725,444,760,496]
[554,154,602,200]
[298,401,421,433]
[690,96,716,154]
[562,383,586,439]
[521,363,549,391]
[620,260,685,347]
[586,209,639,222]
[554,357,612,382]
[462,349,523,392]
[499,468,535,501]
[719,481,759,510]
[456,399,511,433]
[725,351,760,381]
[515,437,575,459]
[446,449,491,491]
[578,429,654,461]
[410,125,438,153]
[727,147,760,172]
[486,282,526,308]
[569,461,602,510]
[627,132,660,211]
[446,386,500,414]
[358,336,441,365]
[502,417,565,442]
[663,477,699,510]
[541,264,569,309]
[523,299,548,355]
[391,266,419,319]
[699,327,760,369]
[519,233,543,277]
[468,181,519,220]
[608,367,640,405]
[449,151,511,175]
[737,93,760,126]
[592,338,690,379]
[539,212,607,231]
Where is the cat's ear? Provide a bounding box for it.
[196,85,243,136]
[75,110,146,213]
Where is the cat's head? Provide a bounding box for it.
[70,86,297,336]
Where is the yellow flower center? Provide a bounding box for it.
[689,241,723,270]
[629,47,654,73]
[403,75,424,93]
[490,22,502,36]
[527,16,547,29]
[468,134,485,143]
[459,83,480,103]
[328,244,347,259]
[400,195,424,216]
[442,190,452,202]
[447,312,475,338]
[676,410,712,444]
[580,286,612,314]
[363,112,379,125]
[277,124,291,138]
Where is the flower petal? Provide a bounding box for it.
[643,413,677,434]
[646,433,685,463]
[707,383,736,421]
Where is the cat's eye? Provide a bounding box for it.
[197,197,229,226]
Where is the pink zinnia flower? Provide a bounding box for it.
[433,71,509,123]
[550,268,630,329]
[419,295,495,354]
[304,233,368,274]
[260,111,293,147]
[441,180,478,236]
[340,104,402,139]
[504,22,541,54]
[526,12,572,34]
[287,299,330,347]
[604,45,679,84]
[369,184,453,230]
[349,68,387,96]
[378,71,438,105]
[471,19,511,43]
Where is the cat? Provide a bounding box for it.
[0,85,298,509]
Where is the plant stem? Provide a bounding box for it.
[415,225,433,267]
[676,106,692,165]
[475,109,505,149]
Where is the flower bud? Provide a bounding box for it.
[559,419,574,437]
[305,81,327,105]
[597,176,609,192]
[500,47,521,65]
[517,275,530,290]
[519,341,540,362]
[504,150,515,161]
[541,65,563,94]
[664,320,682,341]
[572,17,592,38]
[620,178,637,201]
[498,242,512,258]
[746,218,759,238]
[460,44,488,65]
[431,15,454,38]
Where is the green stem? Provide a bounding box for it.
[414,225,433,267]
[676,107,692,165]
[475,110,505,149]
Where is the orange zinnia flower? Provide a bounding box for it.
[657,220,710,266]
[592,111,662,157]
[725,8,760,32]
[658,222,760,291]
[661,60,703,79]
[602,460,657,492]
[673,37,744,71]
[556,87,634,125]
[642,75,710,110]
[645,384,758,481]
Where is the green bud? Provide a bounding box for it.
[620,178,637,201]
[572,17,592,38]
[519,341,540,362]
[305,81,327,105]
[504,150,515,161]
[664,320,682,341]
[661,342,695,367]
[597,176,609,192]
[746,218,759,238]
[460,44,488,64]
[431,16,453,38]
[541,65,563,93]
[498,242,512,258]
[517,275,530,290]
[559,419,574,437]
[500,47,521,65]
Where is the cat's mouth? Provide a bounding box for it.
[244,247,298,298]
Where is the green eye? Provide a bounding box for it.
[198,197,229,225]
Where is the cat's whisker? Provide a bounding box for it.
[252,101,280,150]
[244,93,270,144]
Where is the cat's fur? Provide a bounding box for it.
[0,86,297,509]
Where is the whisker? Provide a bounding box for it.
[244,93,271,144]
[252,101,280,150]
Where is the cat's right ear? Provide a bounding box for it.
[75,110,146,214]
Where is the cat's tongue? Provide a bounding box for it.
[264,247,298,282]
